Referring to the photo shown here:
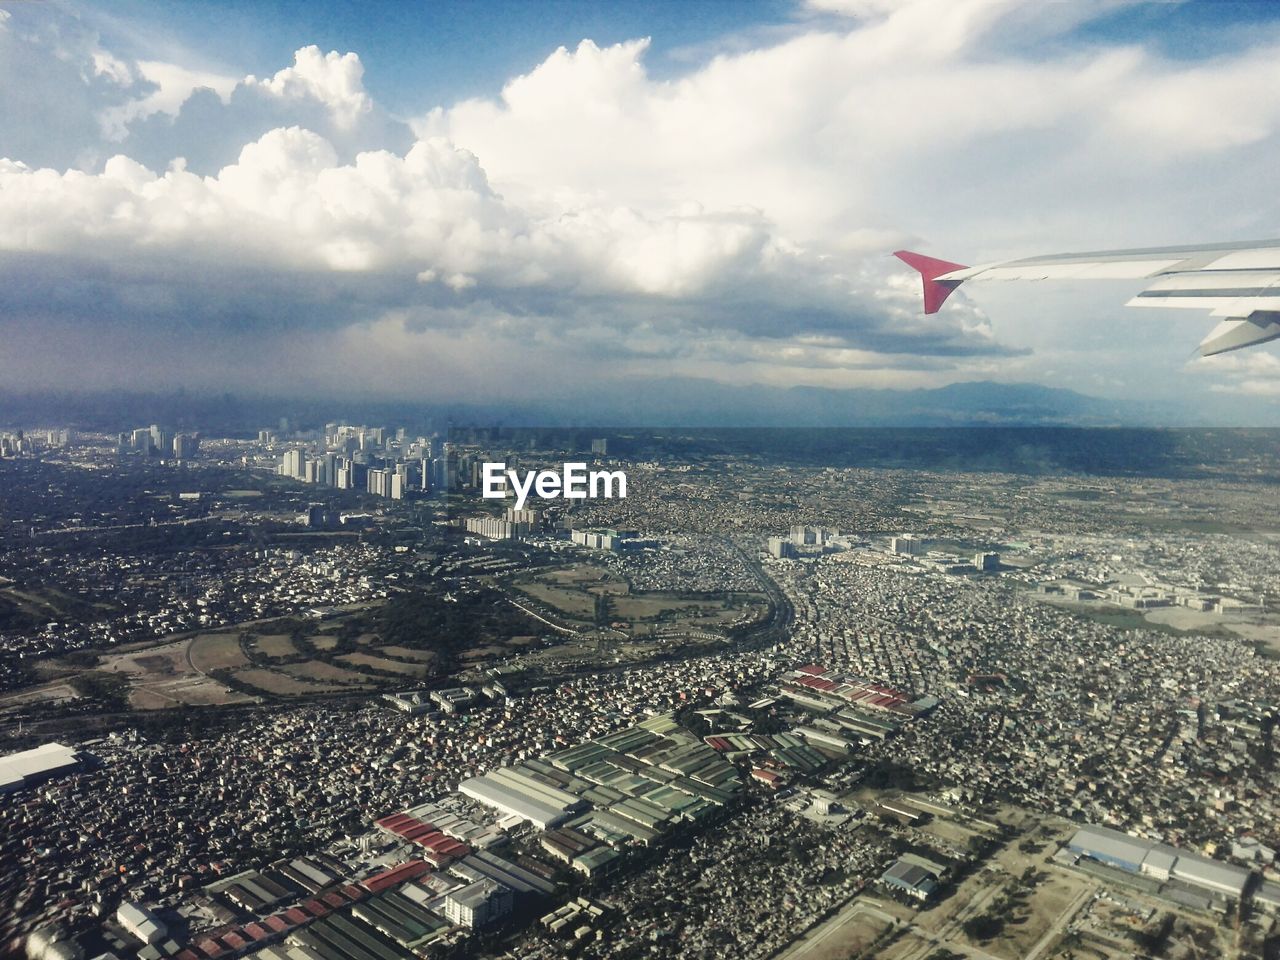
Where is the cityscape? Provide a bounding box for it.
[3,423,1280,960]
[8,0,1280,959]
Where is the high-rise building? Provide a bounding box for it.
[280,449,306,479]
[367,467,392,497]
[172,434,199,458]
[444,879,512,929]
[591,438,609,456]
[974,552,1000,571]
[891,535,923,556]
[149,424,172,455]
[767,536,794,559]
[466,517,528,540]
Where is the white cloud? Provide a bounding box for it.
[243,46,373,127]
[4,0,1280,410]
[100,60,238,138]
[1,123,978,366]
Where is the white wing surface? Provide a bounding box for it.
[894,240,1280,356]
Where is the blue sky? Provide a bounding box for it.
[82,0,810,113]
[4,0,1280,420]
[82,0,1280,105]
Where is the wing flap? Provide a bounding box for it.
[1199,315,1280,356]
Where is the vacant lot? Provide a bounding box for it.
[776,902,898,960]
[252,634,298,657]
[513,561,765,637]
[518,580,598,618]
[230,667,366,696]
[337,651,430,676]
[378,644,437,661]
[279,660,370,685]
[189,632,250,672]
[129,678,252,710]
[49,635,252,710]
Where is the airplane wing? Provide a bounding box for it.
[894,239,1280,357]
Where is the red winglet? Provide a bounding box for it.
[893,250,968,314]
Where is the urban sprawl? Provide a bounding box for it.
[2,424,1280,960]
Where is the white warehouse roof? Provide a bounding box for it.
[1069,824,1251,899]
[460,774,576,830]
[0,742,83,793]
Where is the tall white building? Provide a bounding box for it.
[444,879,513,929]
[891,535,923,556]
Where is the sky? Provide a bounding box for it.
[4,0,1280,420]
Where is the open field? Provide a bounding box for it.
[251,634,298,657]
[517,580,598,618]
[1033,596,1238,639]
[101,636,252,708]
[188,632,250,672]
[337,651,431,676]
[775,901,898,960]
[8,634,257,710]
[4,570,726,713]
[128,678,253,710]
[278,660,371,685]
[1221,618,1280,656]
[537,565,630,593]
[378,644,437,661]
[0,682,80,708]
[228,667,369,696]
[511,561,767,637]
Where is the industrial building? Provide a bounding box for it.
[117,902,168,945]
[430,688,477,714]
[380,691,433,715]
[879,858,940,902]
[0,742,87,793]
[459,766,587,830]
[1067,824,1252,901]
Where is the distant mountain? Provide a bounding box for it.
[0,379,1194,431]
[509,378,1163,427]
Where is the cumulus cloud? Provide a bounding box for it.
[0,121,997,371]
[243,47,373,128]
[3,0,1280,410]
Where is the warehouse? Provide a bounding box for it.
[879,859,939,902]
[0,742,87,793]
[453,851,556,897]
[1067,825,1251,900]
[1067,824,1152,873]
[1170,853,1251,899]
[459,769,584,830]
[118,902,168,946]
